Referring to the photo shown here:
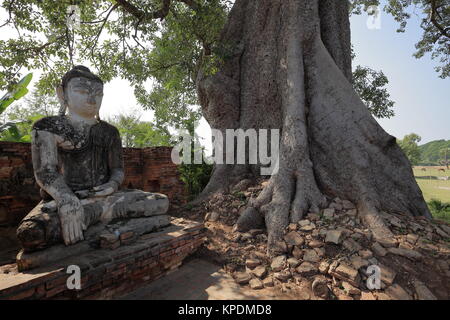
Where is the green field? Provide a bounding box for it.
[413,167,450,202]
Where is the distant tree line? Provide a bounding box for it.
[398,133,450,167]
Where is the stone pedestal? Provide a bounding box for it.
[0,218,205,300]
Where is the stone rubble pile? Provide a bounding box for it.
[192,179,450,300]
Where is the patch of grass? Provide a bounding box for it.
[413,167,450,202]
[427,199,450,223]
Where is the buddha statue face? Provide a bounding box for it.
[64,77,104,119]
[56,66,104,120]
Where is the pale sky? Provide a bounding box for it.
[1,4,449,152]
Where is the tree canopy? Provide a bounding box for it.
[419,139,450,164]
[398,133,422,165]
[0,0,447,132]
[107,112,172,147]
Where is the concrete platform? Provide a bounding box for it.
[119,258,296,300]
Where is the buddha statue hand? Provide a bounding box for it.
[91,180,119,197]
[57,195,86,245]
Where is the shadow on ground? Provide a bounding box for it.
[118,258,294,300]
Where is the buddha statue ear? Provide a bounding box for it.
[56,85,67,116]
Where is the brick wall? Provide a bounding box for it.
[0,219,205,300]
[0,142,187,228]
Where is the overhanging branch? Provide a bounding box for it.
[114,0,200,21]
[430,0,450,39]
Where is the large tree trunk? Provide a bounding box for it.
[196,0,431,252]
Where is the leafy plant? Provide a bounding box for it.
[0,89,58,142]
[179,156,213,201]
[428,199,450,223]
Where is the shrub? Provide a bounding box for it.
[428,199,450,223]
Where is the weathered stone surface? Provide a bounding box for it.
[308,240,324,248]
[299,224,316,232]
[17,215,169,271]
[385,284,412,300]
[312,276,329,299]
[375,237,398,248]
[346,209,357,217]
[234,272,252,285]
[371,242,387,257]
[248,229,265,237]
[119,231,134,241]
[3,218,204,299]
[359,291,376,300]
[329,263,360,287]
[272,240,288,254]
[406,233,419,244]
[439,224,450,235]
[376,292,392,300]
[387,247,423,261]
[271,255,286,272]
[298,219,310,227]
[284,231,304,246]
[99,232,119,243]
[245,259,261,269]
[343,238,362,252]
[358,249,373,259]
[287,258,300,268]
[274,270,291,282]
[323,208,335,219]
[292,246,303,259]
[262,277,274,287]
[341,200,355,210]
[296,262,318,277]
[251,266,267,279]
[307,213,320,221]
[319,261,331,274]
[241,233,253,241]
[349,255,369,270]
[303,249,321,263]
[388,216,403,228]
[379,264,396,286]
[342,281,360,295]
[413,280,437,300]
[249,278,264,290]
[206,211,220,222]
[325,230,343,244]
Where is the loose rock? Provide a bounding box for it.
[249,278,264,290]
[325,230,343,244]
[271,255,286,272]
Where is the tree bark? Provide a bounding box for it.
[196,0,431,252]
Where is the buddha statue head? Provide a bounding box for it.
[56,65,104,121]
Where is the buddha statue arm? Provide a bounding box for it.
[31,129,86,245]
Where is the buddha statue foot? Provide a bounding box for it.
[17,189,170,252]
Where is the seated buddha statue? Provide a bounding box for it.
[16,65,170,252]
